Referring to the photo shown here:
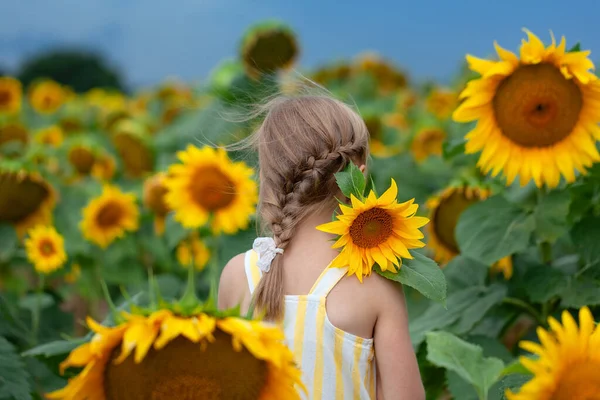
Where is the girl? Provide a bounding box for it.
[218,94,424,399]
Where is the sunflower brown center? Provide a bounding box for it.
[552,360,600,400]
[349,207,393,248]
[38,239,55,257]
[113,133,153,178]
[364,117,383,141]
[433,191,479,254]
[190,167,235,211]
[493,63,583,148]
[95,201,123,228]
[104,332,267,400]
[245,31,297,73]
[0,90,11,106]
[0,174,50,223]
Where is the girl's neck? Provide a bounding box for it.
[285,205,338,260]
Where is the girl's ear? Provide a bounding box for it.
[359,164,366,173]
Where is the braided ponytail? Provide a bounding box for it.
[251,95,369,320]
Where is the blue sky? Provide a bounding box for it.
[2,0,599,89]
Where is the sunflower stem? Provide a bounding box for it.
[30,274,45,345]
[100,279,120,323]
[502,297,546,326]
[179,243,198,313]
[209,234,221,306]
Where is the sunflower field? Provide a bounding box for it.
[1,20,600,400]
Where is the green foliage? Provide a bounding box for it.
[376,251,447,304]
[334,162,366,199]
[426,331,504,400]
[18,50,124,93]
[456,195,535,265]
[0,336,32,400]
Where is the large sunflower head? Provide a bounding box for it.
[0,166,56,237]
[34,125,64,147]
[48,311,305,400]
[240,20,299,79]
[164,145,258,234]
[0,77,22,115]
[80,185,139,249]
[426,87,458,120]
[28,79,66,114]
[317,179,428,282]
[426,185,490,265]
[112,119,154,178]
[176,233,210,271]
[453,30,600,188]
[411,127,446,162]
[507,306,600,399]
[143,173,170,235]
[24,225,67,274]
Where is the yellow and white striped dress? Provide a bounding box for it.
[245,249,376,400]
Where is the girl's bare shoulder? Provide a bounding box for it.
[218,253,249,310]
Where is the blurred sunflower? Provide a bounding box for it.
[426,87,458,120]
[68,144,96,176]
[364,115,400,158]
[0,77,22,114]
[453,30,600,188]
[176,234,210,271]
[383,111,408,131]
[241,21,299,79]
[143,173,170,235]
[0,167,56,237]
[411,127,446,162]
[312,63,352,85]
[426,186,513,278]
[355,53,408,94]
[91,153,117,182]
[85,88,126,114]
[317,179,428,282]
[80,185,139,248]
[112,119,154,178]
[507,307,600,399]
[28,79,66,114]
[34,125,64,147]
[48,311,304,400]
[0,123,28,147]
[164,145,258,234]
[24,225,66,274]
[64,263,81,284]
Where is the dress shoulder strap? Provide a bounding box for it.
[244,249,262,295]
[308,266,347,297]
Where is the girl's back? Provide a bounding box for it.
[218,94,424,399]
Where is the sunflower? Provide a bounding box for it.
[0,168,56,237]
[426,186,513,277]
[241,20,299,79]
[426,87,458,120]
[28,79,65,114]
[0,77,22,114]
[68,144,96,175]
[48,311,305,400]
[143,173,170,235]
[507,307,600,399]
[112,119,154,178]
[91,153,117,181]
[24,225,66,274]
[317,179,428,282]
[453,30,600,188]
[34,125,63,147]
[0,123,28,147]
[80,185,139,248]
[365,115,400,158]
[176,234,210,271]
[355,53,408,94]
[164,145,258,234]
[411,127,446,162]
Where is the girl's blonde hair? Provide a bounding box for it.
[249,94,370,320]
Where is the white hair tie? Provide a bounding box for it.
[253,237,284,273]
